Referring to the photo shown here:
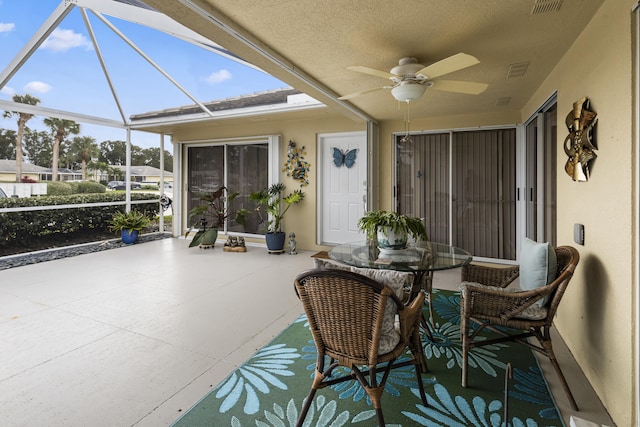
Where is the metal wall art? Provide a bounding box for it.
[332,147,358,168]
[564,97,598,181]
[283,140,310,187]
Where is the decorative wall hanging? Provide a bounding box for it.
[564,97,597,182]
[332,147,358,168]
[282,140,310,187]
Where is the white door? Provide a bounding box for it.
[318,131,367,245]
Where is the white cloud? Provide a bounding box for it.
[0,22,15,33]
[40,28,91,52]
[1,86,15,97]
[24,81,52,94]
[204,69,232,84]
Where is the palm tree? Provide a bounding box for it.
[43,118,80,181]
[2,94,41,182]
[69,136,99,180]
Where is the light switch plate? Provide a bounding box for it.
[574,224,584,245]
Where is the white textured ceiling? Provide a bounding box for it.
[141,0,604,123]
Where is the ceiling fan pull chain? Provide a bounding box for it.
[401,100,414,143]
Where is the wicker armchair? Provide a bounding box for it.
[459,245,580,411]
[294,268,428,427]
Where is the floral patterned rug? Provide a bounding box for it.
[171,289,563,427]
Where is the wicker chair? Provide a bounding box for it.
[459,245,580,411]
[294,268,428,427]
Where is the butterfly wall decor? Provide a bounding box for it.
[332,147,358,168]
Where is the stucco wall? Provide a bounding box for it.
[522,1,634,424]
[171,112,365,251]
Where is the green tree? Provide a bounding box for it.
[2,93,41,182]
[0,129,17,159]
[88,161,124,182]
[69,136,99,180]
[108,165,124,181]
[131,149,146,166]
[23,129,53,167]
[59,146,76,170]
[99,140,125,164]
[98,139,144,166]
[43,118,80,181]
[140,147,174,171]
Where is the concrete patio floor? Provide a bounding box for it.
[0,238,614,426]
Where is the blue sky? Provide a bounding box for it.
[0,0,287,151]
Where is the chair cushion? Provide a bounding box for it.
[313,259,413,354]
[520,238,556,308]
[459,281,548,320]
[516,304,548,320]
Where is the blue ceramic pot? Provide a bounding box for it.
[265,231,286,251]
[121,229,139,244]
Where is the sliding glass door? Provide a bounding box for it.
[396,133,450,244]
[397,128,517,260]
[452,129,517,259]
[524,101,557,245]
[186,142,268,234]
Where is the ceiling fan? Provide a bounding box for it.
[340,53,488,102]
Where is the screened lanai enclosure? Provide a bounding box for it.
[0,0,285,238]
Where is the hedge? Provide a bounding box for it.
[46,181,73,196]
[0,193,159,248]
[46,181,107,195]
[69,181,107,194]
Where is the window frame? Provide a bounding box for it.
[393,125,519,263]
[181,134,281,237]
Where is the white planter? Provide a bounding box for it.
[376,227,408,251]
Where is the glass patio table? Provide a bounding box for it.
[328,241,472,335]
[328,240,472,274]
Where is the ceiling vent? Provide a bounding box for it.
[495,97,512,106]
[531,0,563,14]
[507,62,529,78]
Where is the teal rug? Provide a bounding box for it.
[172,289,563,426]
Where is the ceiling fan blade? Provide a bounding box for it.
[347,65,396,80]
[338,85,389,100]
[430,79,488,95]
[416,53,480,79]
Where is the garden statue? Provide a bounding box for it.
[288,232,297,255]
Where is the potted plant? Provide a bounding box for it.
[357,210,428,251]
[249,183,305,252]
[186,186,249,248]
[108,209,151,244]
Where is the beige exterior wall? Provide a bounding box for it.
[171,113,365,251]
[0,173,40,182]
[0,173,16,182]
[521,1,635,424]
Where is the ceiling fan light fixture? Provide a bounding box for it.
[391,83,426,102]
